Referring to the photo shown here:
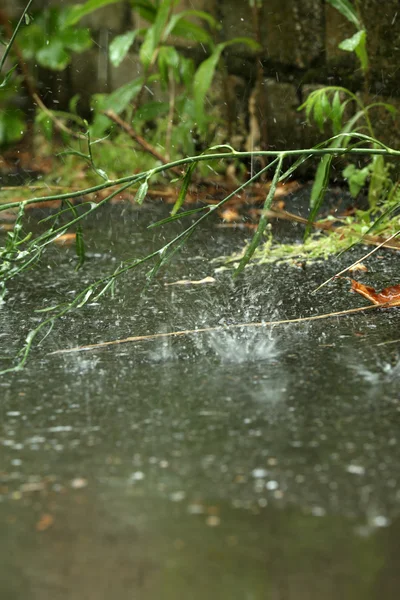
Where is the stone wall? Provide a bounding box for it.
[2,0,400,150]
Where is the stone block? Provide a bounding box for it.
[262,0,324,68]
[262,79,302,149]
[360,93,400,151]
[325,3,357,66]
[359,0,400,96]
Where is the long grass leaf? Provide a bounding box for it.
[326,0,361,28]
[305,154,332,239]
[234,154,284,276]
[148,206,210,229]
[75,225,85,270]
[171,162,196,215]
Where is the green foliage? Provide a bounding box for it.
[326,0,361,29]
[64,0,122,27]
[300,85,397,222]
[109,30,141,67]
[0,108,25,145]
[193,37,260,132]
[338,29,368,73]
[326,0,368,74]
[0,77,26,144]
[18,7,92,70]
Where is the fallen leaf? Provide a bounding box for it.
[165,276,216,286]
[350,279,400,306]
[53,233,76,245]
[70,477,88,489]
[36,513,54,532]
[219,208,240,222]
[348,263,367,273]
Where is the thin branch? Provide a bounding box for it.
[50,303,387,355]
[0,0,34,75]
[262,208,400,250]
[103,109,183,176]
[1,143,400,214]
[313,229,400,293]
[33,93,86,140]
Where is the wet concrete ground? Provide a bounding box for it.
[1,196,400,599]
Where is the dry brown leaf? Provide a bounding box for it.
[219,208,240,222]
[53,233,76,245]
[350,279,400,306]
[348,263,368,273]
[36,513,54,532]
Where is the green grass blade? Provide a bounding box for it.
[234,154,284,276]
[171,162,196,215]
[148,206,211,229]
[305,154,332,239]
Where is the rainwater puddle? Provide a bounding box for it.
[1,199,400,599]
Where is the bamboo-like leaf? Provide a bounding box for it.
[305,154,332,238]
[146,231,193,285]
[109,30,139,67]
[326,0,361,29]
[64,0,120,27]
[235,155,284,276]
[134,180,149,205]
[165,9,218,40]
[193,37,260,130]
[75,224,85,270]
[368,155,386,208]
[171,163,196,215]
[339,30,368,72]
[313,92,327,132]
[140,0,173,68]
[0,64,17,88]
[331,90,343,134]
[148,206,210,229]
[65,0,121,26]
[193,45,224,131]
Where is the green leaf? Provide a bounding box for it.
[135,101,169,121]
[0,65,17,89]
[140,0,173,68]
[368,155,387,208]
[305,154,332,238]
[18,7,92,70]
[75,225,85,270]
[326,0,361,29]
[148,206,209,229]
[193,45,224,130]
[235,155,284,275]
[313,92,326,132]
[171,162,196,215]
[342,163,369,198]
[36,40,70,70]
[64,0,122,27]
[131,0,156,24]
[0,109,26,145]
[134,180,149,205]
[109,30,139,67]
[165,9,218,39]
[331,90,343,135]
[69,93,81,114]
[339,30,368,72]
[60,27,92,53]
[35,111,54,140]
[158,45,180,86]
[193,37,259,130]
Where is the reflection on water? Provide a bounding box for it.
[1,203,400,598]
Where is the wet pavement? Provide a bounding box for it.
[1,193,400,599]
